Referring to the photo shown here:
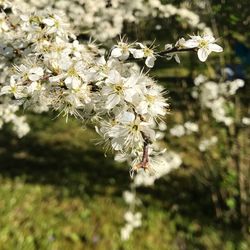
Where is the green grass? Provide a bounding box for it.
[0,114,249,250]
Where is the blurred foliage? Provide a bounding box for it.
[163,78,250,229]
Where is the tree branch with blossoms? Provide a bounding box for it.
[0,4,223,177]
[111,35,222,68]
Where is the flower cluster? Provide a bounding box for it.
[199,136,218,152]
[10,0,211,41]
[121,210,142,241]
[0,98,30,138]
[169,121,199,137]
[192,76,245,126]
[165,34,223,62]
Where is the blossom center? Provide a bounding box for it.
[132,124,139,131]
[146,94,156,103]
[67,67,77,76]
[143,47,153,57]
[199,40,208,48]
[113,83,123,93]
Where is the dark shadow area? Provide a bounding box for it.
[0,129,130,199]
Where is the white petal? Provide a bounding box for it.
[107,70,121,84]
[119,51,130,60]
[136,42,145,49]
[145,56,156,68]
[208,43,223,52]
[37,68,44,76]
[184,39,199,48]
[49,74,64,82]
[111,137,124,151]
[29,67,44,76]
[64,76,73,85]
[164,44,173,50]
[97,56,106,66]
[119,112,135,123]
[111,48,122,58]
[204,35,215,43]
[28,74,40,81]
[125,75,138,87]
[42,18,55,26]
[108,125,124,137]
[174,54,180,64]
[20,15,29,21]
[101,86,113,96]
[0,86,11,95]
[124,89,135,103]
[71,78,81,89]
[136,101,148,114]
[131,49,144,59]
[198,48,210,62]
[106,94,120,109]
[27,82,38,94]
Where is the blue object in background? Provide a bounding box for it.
[234,42,250,66]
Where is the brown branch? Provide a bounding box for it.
[158,47,196,57]
[140,132,150,168]
[130,131,151,175]
[125,46,196,63]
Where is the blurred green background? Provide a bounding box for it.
[0,0,250,249]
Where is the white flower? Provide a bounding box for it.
[242,117,250,126]
[184,121,199,134]
[131,43,156,68]
[123,191,136,204]
[0,13,9,32]
[108,111,142,150]
[150,152,182,179]
[124,211,142,228]
[121,224,133,241]
[170,124,185,137]
[12,116,30,138]
[228,79,244,95]
[133,169,155,186]
[107,111,155,151]
[184,34,223,62]
[27,81,45,95]
[61,61,86,90]
[209,97,233,126]
[28,67,44,81]
[42,17,55,27]
[102,70,135,109]
[65,76,81,90]
[194,74,207,86]
[0,76,25,99]
[175,37,186,48]
[111,41,132,60]
[135,85,168,118]
[41,13,69,35]
[200,81,219,106]
[199,136,218,152]
[121,210,142,240]
[158,121,167,131]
